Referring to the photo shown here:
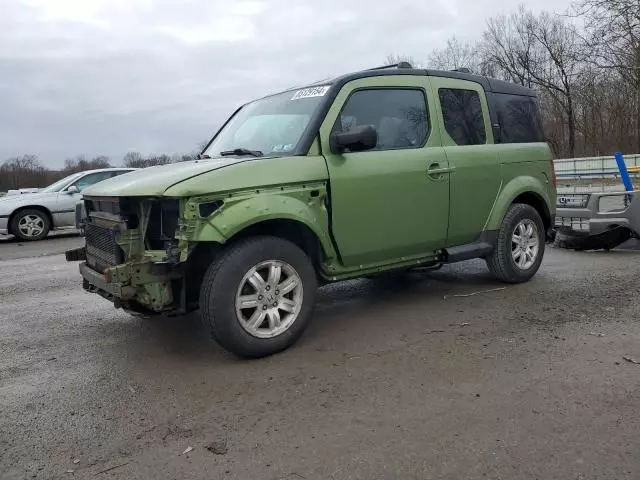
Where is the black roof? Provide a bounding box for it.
[329,67,536,97]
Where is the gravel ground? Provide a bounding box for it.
[1,237,639,480]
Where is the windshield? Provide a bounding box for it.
[40,172,84,193]
[203,86,330,157]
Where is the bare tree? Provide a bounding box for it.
[573,0,640,150]
[63,155,112,173]
[122,151,144,168]
[123,151,171,168]
[481,7,582,156]
[529,11,582,156]
[429,37,480,72]
[0,155,50,190]
[480,6,541,87]
[385,54,422,67]
[91,155,111,169]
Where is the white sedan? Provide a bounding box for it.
[0,168,135,241]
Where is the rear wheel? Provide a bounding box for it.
[486,204,545,283]
[199,236,317,358]
[11,208,50,241]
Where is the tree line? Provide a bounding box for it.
[390,0,640,158]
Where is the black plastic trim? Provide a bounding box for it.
[485,77,536,97]
[444,230,498,263]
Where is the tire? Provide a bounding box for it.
[553,226,590,250]
[554,225,632,251]
[486,203,545,284]
[10,208,51,241]
[199,236,317,358]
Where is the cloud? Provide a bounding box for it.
[1,0,572,167]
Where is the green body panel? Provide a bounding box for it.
[319,75,450,266]
[486,143,556,230]
[178,182,338,263]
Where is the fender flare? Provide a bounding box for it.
[485,177,554,231]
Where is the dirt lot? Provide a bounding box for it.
[1,235,639,480]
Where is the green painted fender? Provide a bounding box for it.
[485,176,554,231]
[190,193,338,260]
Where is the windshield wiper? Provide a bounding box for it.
[220,148,263,157]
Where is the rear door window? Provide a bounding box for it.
[438,88,486,146]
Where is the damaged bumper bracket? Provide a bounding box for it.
[79,262,136,302]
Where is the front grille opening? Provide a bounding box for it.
[85,223,124,272]
[147,200,180,249]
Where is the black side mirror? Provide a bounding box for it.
[331,125,377,153]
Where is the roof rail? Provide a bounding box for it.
[367,61,413,71]
[451,67,472,74]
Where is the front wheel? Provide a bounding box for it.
[199,236,317,358]
[486,204,545,283]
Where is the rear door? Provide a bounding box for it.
[319,75,450,267]
[429,77,503,247]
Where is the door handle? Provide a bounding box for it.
[427,163,453,178]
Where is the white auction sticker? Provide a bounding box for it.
[291,85,331,100]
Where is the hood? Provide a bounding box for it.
[82,155,330,199]
[82,157,252,197]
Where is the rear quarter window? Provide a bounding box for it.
[493,94,544,143]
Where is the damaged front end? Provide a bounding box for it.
[66,196,192,315]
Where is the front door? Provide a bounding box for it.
[320,76,450,267]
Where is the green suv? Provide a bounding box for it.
[68,63,556,358]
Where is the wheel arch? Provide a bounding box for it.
[486,177,554,232]
[7,205,53,235]
[229,218,327,268]
[511,191,552,230]
[189,217,329,272]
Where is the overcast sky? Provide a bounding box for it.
[1,0,572,168]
